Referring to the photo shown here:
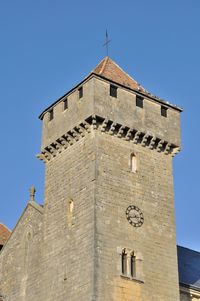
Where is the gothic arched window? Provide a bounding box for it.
[130,252,136,278]
[67,199,74,227]
[120,248,143,282]
[121,249,127,276]
[130,153,137,173]
[69,199,74,214]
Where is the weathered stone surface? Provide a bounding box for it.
[0,203,43,301]
[1,57,192,301]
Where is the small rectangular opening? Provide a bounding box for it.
[63,98,68,111]
[136,96,143,108]
[161,106,168,117]
[110,85,118,98]
[49,109,54,121]
[78,87,83,99]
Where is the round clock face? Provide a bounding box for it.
[126,205,144,227]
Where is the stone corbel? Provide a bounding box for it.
[58,137,69,149]
[141,134,149,147]
[133,131,141,144]
[70,130,79,141]
[64,134,74,145]
[76,125,85,137]
[108,122,116,135]
[42,150,51,161]
[54,141,62,153]
[149,136,156,149]
[164,143,172,155]
[172,147,181,157]
[48,145,57,157]
[36,153,48,163]
[157,140,164,152]
[124,129,133,141]
[117,126,125,138]
[92,115,97,129]
[82,121,91,133]
[100,118,108,132]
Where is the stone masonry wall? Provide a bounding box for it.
[94,131,180,301]
[0,204,43,301]
[40,132,96,301]
[37,70,181,300]
[41,78,95,148]
[93,77,181,146]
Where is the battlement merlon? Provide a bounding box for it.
[39,58,182,150]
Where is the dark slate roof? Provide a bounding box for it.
[178,245,200,290]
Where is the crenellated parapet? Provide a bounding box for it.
[37,115,180,163]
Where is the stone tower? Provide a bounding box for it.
[38,57,182,300]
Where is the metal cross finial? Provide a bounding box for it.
[29,186,36,202]
[103,30,111,57]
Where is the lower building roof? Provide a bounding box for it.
[0,224,11,246]
[178,245,200,290]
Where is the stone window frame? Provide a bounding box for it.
[78,86,83,99]
[161,105,168,118]
[67,199,75,227]
[130,250,136,278]
[118,247,144,283]
[130,153,137,173]
[136,95,144,108]
[48,108,54,121]
[121,248,128,276]
[110,84,118,98]
[63,98,68,111]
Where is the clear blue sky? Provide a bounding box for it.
[0,0,199,251]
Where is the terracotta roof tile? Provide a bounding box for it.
[92,56,145,92]
[39,56,183,120]
[0,223,11,246]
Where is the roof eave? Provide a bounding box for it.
[92,73,183,112]
[38,73,93,120]
[180,282,200,292]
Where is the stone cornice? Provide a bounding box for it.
[37,115,181,163]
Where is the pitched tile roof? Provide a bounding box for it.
[39,56,182,120]
[0,223,11,246]
[92,56,145,92]
[177,245,200,289]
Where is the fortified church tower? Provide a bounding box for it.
[0,57,182,301]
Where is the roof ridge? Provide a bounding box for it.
[39,56,183,120]
[0,223,11,233]
[91,56,146,92]
[109,57,147,92]
[99,56,109,74]
[109,57,138,84]
[178,245,200,254]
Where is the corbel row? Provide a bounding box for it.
[37,115,180,163]
[91,115,180,156]
[37,121,91,163]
